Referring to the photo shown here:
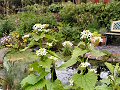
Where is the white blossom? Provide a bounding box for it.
[81,30,92,39]
[62,41,73,47]
[36,48,47,56]
[32,24,42,30]
[80,62,90,67]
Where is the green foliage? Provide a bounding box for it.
[59,2,120,31]
[59,47,88,69]
[49,3,62,13]
[17,12,40,34]
[21,74,40,87]
[57,24,82,43]
[38,13,58,27]
[24,4,49,14]
[95,62,120,90]
[60,2,77,25]
[73,72,97,90]
[105,62,114,74]
[46,80,65,90]
[0,20,15,37]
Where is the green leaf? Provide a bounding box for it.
[24,79,47,90]
[45,34,57,42]
[39,58,52,69]
[32,33,40,41]
[59,47,88,69]
[105,62,114,74]
[39,32,46,39]
[46,80,65,90]
[95,84,112,90]
[21,74,39,87]
[116,78,120,85]
[48,50,61,59]
[72,72,97,90]
[21,40,39,51]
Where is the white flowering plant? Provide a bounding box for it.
[80,30,92,43]
[21,23,57,51]
[81,30,103,46]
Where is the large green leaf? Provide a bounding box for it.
[46,80,65,90]
[32,33,41,41]
[72,72,97,90]
[39,58,52,69]
[24,79,47,90]
[48,50,61,59]
[45,34,57,42]
[59,47,88,69]
[32,32,45,41]
[105,62,114,74]
[21,71,48,88]
[95,84,112,90]
[21,40,39,51]
[21,74,39,87]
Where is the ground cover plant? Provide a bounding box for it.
[1,1,120,90]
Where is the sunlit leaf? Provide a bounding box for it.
[59,47,88,69]
[72,72,97,90]
[39,58,52,69]
[105,62,114,74]
[21,74,39,87]
[24,79,47,90]
[46,80,65,90]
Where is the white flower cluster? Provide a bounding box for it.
[32,24,49,32]
[80,62,90,67]
[81,30,92,39]
[62,41,73,47]
[36,48,47,56]
[49,56,58,61]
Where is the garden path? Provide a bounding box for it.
[86,45,120,62]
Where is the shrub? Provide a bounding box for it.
[59,2,77,25]
[38,13,58,27]
[0,20,16,37]
[58,24,82,43]
[49,3,62,13]
[17,12,39,35]
[59,2,120,31]
[24,4,49,14]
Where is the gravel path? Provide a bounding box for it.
[97,45,120,55]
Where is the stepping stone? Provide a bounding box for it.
[0,48,9,64]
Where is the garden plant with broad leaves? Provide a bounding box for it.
[20,28,108,90]
[1,23,119,90]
